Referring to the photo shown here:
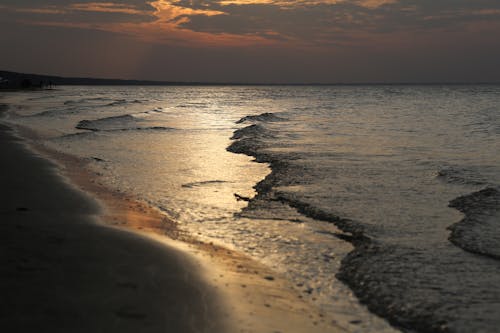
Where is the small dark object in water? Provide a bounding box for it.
[234,193,250,202]
[16,207,29,212]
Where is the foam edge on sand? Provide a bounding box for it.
[3,118,344,333]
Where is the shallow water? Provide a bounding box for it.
[3,85,500,332]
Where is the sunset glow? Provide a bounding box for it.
[1,1,500,331]
[1,0,499,82]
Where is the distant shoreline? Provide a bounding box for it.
[1,70,499,88]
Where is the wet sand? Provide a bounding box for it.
[0,122,229,332]
[0,106,342,332]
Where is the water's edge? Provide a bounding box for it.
[227,114,500,333]
[448,187,500,260]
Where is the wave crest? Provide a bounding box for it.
[448,187,500,260]
[437,166,488,186]
[236,112,285,124]
[76,114,175,132]
[76,115,137,131]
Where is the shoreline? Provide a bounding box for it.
[0,121,229,332]
[1,105,340,332]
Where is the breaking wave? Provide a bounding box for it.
[181,180,229,188]
[76,114,175,132]
[227,109,500,333]
[448,187,500,260]
[105,99,144,107]
[76,115,137,131]
[228,113,368,240]
[27,95,56,101]
[230,124,274,140]
[437,166,489,186]
[235,112,286,124]
[64,97,109,105]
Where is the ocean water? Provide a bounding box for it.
[2,85,500,332]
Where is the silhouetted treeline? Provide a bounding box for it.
[0,70,181,89]
[2,70,498,88]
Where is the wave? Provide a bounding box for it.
[26,100,154,119]
[105,99,144,107]
[27,98,115,118]
[336,185,500,332]
[76,126,175,133]
[181,180,229,188]
[76,115,137,131]
[177,102,209,108]
[229,124,445,331]
[137,107,164,116]
[228,115,283,161]
[27,106,82,118]
[437,166,489,186]
[229,114,368,240]
[235,112,285,124]
[228,112,494,333]
[275,193,368,242]
[229,151,367,242]
[59,126,176,140]
[63,97,144,108]
[27,95,56,101]
[448,187,500,260]
[120,126,175,132]
[76,113,175,133]
[336,242,449,333]
[64,97,109,105]
[230,124,274,140]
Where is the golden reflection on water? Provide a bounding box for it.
[101,130,269,222]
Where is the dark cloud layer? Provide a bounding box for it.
[178,0,500,39]
[1,0,499,82]
[0,1,155,24]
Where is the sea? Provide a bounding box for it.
[2,85,500,332]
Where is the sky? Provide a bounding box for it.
[1,0,500,83]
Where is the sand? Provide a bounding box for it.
[0,122,230,332]
[0,105,344,332]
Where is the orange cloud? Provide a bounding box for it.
[149,0,225,23]
[70,2,147,15]
[8,7,68,15]
[20,1,280,47]
[218,0,397,9]
[103,0,279,46]
[355,0,398,9]
[6,0,411,49]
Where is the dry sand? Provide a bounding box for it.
[0,110,345,332]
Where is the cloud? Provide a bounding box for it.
[5,1,274,46]
[0,2,155,25]
[2,0,500,83]
[12,7,68,15]
[3,0,500,48]
[216,0,397,9]
[69,2,149,15]
[149,0,225,23]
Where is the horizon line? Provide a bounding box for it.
[2,70,499,86]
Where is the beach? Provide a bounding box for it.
[2,84,499,333]
[0,120,229,332]
[0,103,338,332]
